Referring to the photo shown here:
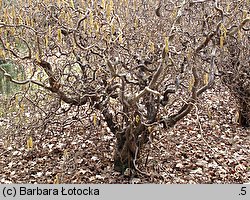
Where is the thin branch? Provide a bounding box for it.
[197,47,216,95]
[0,65,46,88]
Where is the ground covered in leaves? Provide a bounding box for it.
[0,82,249,184]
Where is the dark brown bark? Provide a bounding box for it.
[238,101,250,127]
[113,123,149,173]
[220,38,250,128]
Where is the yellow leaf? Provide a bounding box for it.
[164,37,169,54]
[203,73,209,85]
[237,29,242,40]
[4,30,8,38]
[4,139,10,149]
[48,26,51,36]
[89,11,94,27]
[16,16,22,25]
[149,41,155,52]
[147,126,152,133]
[15,95,19,105]
[73,41,77,50]
[63,149,68,160]
[172,7,177,18]
[11,6,16,20]
[25,16,29,25]
[135,115,140,124]
[37,72,42,81]
[20,103,24,114]
[93,113,97,126]
[234,111,240,123]
[53,174,60,184]
[94,0,98,9]
[134,16,138,29]
[110,0,114,11]
[6,42,10,50]
[111,23,115,35]
[94,22,99,32]
[125,7,129,19]
[35,52,40,62]
[83,20,86,31]
[4,8,8,21]
[0,48,6,59]
[106,3,111,20]
[70,0,75,9]
[133,0,136,11]
[101,0,106,8]
[65,12,70,24]
[226,3,230,12]
[58,29,62,42]
[207,109,212,119]
[31,19,35,27]
[187,48,192,61]
[220,23,227,38]
[27,136,33,150]
[60,11,66,21]
[188,76,195,92]
[118,33,123,44]
[220,35,224,48]
[45,35,49,47]
[10,27,15,35]
[242,10,247,19]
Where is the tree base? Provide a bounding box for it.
[113,123,149,173]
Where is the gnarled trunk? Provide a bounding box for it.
[114,123,149,173]
[220,38,250,128]
[238,101,250,127]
